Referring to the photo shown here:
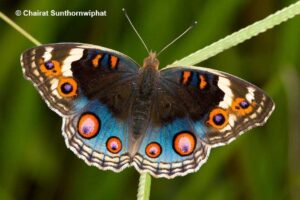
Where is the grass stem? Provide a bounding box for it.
[172,1,300,66]
[137,173,151,200]
[0,11,41,45]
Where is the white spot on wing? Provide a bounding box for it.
[50,79,59,90]
[62,70,73,76]
[246,87,255,102]
[42,47,54,61]
[52,90,62,99]
[61,48,84,77]
[143,159,158,168]
[31,62,36,69]
[33,69,39,76]
[257,107,262,113]
[229,114,236,127]
[218,77,233,108]
[220,125,231,132]
[93,151,104,160]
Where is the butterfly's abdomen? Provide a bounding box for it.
[131,99,152,135]
[131,67,158,137]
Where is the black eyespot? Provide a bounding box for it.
[44,61,54,70]
[61,82,73,94]
[239,100,250,109]
[57,77,77,97]
[213,113,225,125]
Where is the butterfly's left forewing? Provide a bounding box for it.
[21,43,139,116]
[21,43,140,172]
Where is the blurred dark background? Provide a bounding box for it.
[0,0,300,199]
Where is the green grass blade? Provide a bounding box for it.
[137,173,151,200]
[172,1,300,66]
[0,11,41,45]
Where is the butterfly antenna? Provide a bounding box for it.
[122,8,150,54]
[157,21,197,56]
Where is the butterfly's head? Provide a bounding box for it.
[143,52,160,70]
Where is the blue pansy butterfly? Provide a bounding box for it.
[20,43,274,178]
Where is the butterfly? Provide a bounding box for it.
[20,43,275,178]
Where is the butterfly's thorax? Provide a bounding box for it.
[131,53,159,138]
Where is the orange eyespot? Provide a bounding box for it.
[40,60,62,77]
[92,54,102,67]
[206,108,228,129]
[145,142,162,158]
[181,71,191,85]
[57,77,78,97]
[199,75,207,89]
[173,132,196,156]
[106,137,122,154]
[77,113,100,139]
[110,55,119,69]
[231,98,255,115]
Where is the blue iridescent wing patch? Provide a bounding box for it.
[133,117,210,178]
[63,100,132,171]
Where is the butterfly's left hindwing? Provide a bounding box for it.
[63,100,131,171]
